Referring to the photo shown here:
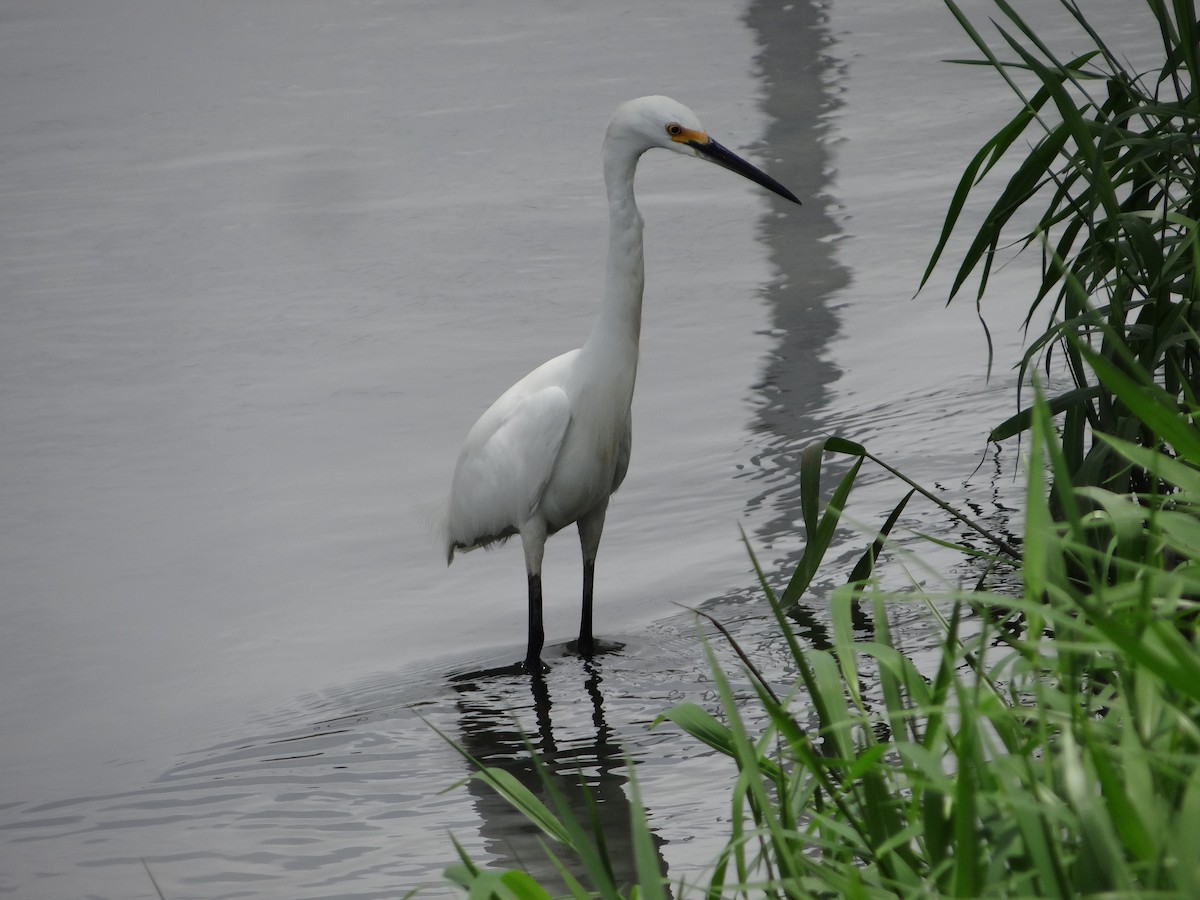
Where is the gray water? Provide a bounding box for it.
[0,0,1147,896]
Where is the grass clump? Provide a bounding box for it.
[442,371,1200,900]
[661,385,1200,898]
[923,0,1200,494]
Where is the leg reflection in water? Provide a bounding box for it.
[450,656,670,892]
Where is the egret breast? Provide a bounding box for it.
[539,364,635,532]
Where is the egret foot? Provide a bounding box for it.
[522,656,550,675]
[567,637,624,658]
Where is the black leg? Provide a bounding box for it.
[578,558,595,656]
[525,572,545,671]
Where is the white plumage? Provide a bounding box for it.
[444,96,800,671]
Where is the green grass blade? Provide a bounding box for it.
[988,384,1104,441]
[846,489,916,590]
[1095,433,1200,494]
[468,767,574,848]
[653,702,784,782]
[624,766,668,900]
[1076,340,1200,461]
[782,452,864,606]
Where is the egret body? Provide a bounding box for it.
[445,96,799,671]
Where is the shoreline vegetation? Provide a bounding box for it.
[441,1,1200,896]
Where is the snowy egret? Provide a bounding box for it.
[444,96,799,671]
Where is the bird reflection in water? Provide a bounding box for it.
[450,657,670,892]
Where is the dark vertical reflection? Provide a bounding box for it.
[746,0,846,429]
[451,660,669,892]
[741,0,849,549]
[735,1,1023,645]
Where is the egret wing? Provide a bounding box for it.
[448,385,571,553]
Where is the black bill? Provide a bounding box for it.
[691,138,801,205]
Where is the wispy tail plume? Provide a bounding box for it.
[418,497,454,566]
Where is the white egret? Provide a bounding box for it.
[444,96,799,671]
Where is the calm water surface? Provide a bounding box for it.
[0,0,1148,895]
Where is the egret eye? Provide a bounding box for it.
[665,122,683,137]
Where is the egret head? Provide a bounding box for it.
[606,95,800,204]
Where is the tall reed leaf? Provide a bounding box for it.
[928,0,1200,492]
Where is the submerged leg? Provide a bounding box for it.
[576,502,609,657]
[526,572,544,669]
[579,558,595,656]
[520,519,549,671]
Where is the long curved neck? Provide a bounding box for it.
[586,139,645,353]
